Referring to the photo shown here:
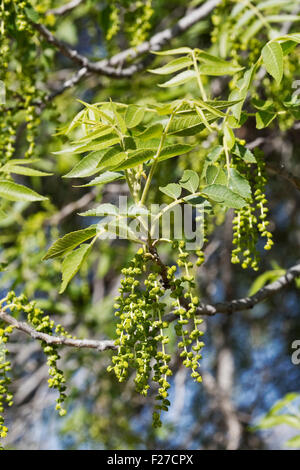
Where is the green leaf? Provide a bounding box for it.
[103,218,143,244]
[202,184,246,209]
[0,261,8,271]
[199,64,243,76]
[114,149,156,171]
[43,227,97,260]
[54,133,119,155]
[286,435,300,448]
[248,269,286,296]
[195,99,225,118]
[203,99,244,110]
[274,33,300,44]
[267,15,300,23]
[61,109,85,136]
[223,125,235,150]
[76,171,124,188]
[79,203,119,217]
[136,123,163,140]
[258,1,298,10]
[255,110,276,129]
[243,19,266,44]
[97,147,127,172]
[128,205,149,217]
[179,170,199,193]
[76,100,115,124]
[63,150,106,178]
[280,40,298,56]
[125,105,145,128]
[150,103,174,115]
[197,52,244,75]
[59,244,92,293]
[1,158,40,167]
[262,41,283,85]
[159,183,182,199]
[24,5,39,22]
[0,209,7,220]
[73,125,112,144]
[232,143,256,163]
[158,144,195,162]
[227,113,247,129]
[184,194,208,207]
[3,166,52,177]
[228,168,252,200]
[168,114,207,136]
[268,393,299,416]
[0,181,48,202]
[258,415,300,430]
[207,145,224,163]
[170,123,207,137]
[151,47,192,56]
[123,136,137,151]
[205,165,227,185]
[158,70,196,87]
[110,101,127,134]
[71,134,120,153]
[229,65,256,120]
[149,57,193,75]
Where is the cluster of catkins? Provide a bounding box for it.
[232,151,273,270]
[105,0,153,46]
[108,242,205,427]
[0,0,46,163]
[0,323,14,447]
[0,291,71,446]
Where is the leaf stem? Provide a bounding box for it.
[140,107,179,205]
[192,50,207,101]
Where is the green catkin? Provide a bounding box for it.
[0,291,73,448]
[232,205,260,270]
[0,322,14,448]
[254,152,273,251]
[195,206,208,267]
[23,307,66,415]
[106,2,121,42]
[109,249,172,427]
[104,1,153,46]
[1,292,68,428]
[151,277,171,428]
[109,249,146,383]
[124,0,153,46]
[0,1,46,163]
[174,241,204,382]
[231,149,273,269]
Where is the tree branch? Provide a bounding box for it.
[44,183,128,226]
[2,262,299,351]
[33,0,221,97]
[164,262,300,321]
[105,0,221,66]
[46,187,98,226]
[47,0,84,16]
[0,310,117,352]
[46,66,89,101]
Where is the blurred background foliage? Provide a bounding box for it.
[1,0,300,449]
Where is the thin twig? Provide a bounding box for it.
[266,163,300,191]
[0,310,117,352]
[33,0,221,97]
[46,187,98,226]
[164,262,300,321]
[1,262,299,351]
[47,0,84,16]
